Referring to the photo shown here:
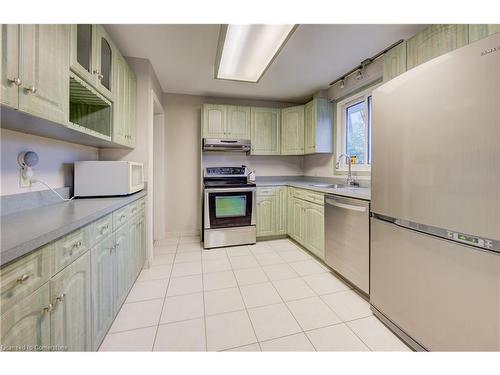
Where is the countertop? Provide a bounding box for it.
[255,179,371,201]
[0,190,147,267]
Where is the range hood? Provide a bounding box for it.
[203,138,251,152]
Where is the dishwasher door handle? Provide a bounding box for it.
[325,198,367,212]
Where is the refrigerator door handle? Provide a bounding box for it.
[325,198,367,212]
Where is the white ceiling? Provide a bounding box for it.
[105,24,426,103]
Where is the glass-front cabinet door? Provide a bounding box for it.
[70,24,113,100]
[93,25,113,99]
[70,24,96,87]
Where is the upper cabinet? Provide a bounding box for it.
[0,24,20,109]
[251,107,281,155]
[112,53,136,148]
[304,98,333,154]
[468,24,500,43]
[1,24,136,149]
[407,24,469,70]
[70,25,113,100]
[202,104,250,139]
[226,106,251,139]
[1,24,70,125]
[281,105,304,155]
[202,104,227,138]
[383,41,407,82]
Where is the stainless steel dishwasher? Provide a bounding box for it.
[324,195,370,294]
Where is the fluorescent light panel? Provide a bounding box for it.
[216,24,295,83]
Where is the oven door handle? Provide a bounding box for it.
[204,187,256,193]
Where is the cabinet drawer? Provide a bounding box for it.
[129,201,140,217]
[113,205,130,230]
[1,245,53,312]
[257,187,277,196]
[91,214,113,246]
[293,188,324,205]
[53,227,91,273]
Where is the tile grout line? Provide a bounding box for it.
[227,257,262,352]
[151,236,180,351]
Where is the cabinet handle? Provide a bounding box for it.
[93,70,104,80]
[17,274,30,283]
[120,215,126,220]
[24,86,37,94]
[56,293,65,303]
[8,77,22,86]
[43,303,54,313]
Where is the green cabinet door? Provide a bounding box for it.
[304,98,333,154]
[69,24,96,88]
[251,107,280,155]
[203,104,227,138]
[407,24,469,70]
[256,194,275,237]
[469,24,500,42]
[281,105,305,155]
[90,234,116,350]
[115,224,131,310]
[226,105,250,139]
[19,24,70,124]
[383,41,407,82]
[93,25,113,100]
[112,54,129,146]
[287,189,295,236]
[127,69,137,148]
[0,283,51,351]
[304,101,315,154]
[138,213,147,272]
[275,187,287,235]
[304,202,325,260]
[292,198,305,244]
[50,251,92,351]
[0,24,20,108]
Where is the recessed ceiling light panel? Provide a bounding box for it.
[215,24,296,83]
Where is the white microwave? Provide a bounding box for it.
[74,161,145,197]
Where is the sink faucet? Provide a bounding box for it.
[337,153,359,186]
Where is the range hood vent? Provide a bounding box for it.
[203,138,251,152]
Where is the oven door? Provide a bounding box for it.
[204,188,256,229]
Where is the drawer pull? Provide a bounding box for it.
[56,293,65,303]
[120,215,126,220]
[43,303,54,313]
[73,240,82,249]
[17,274,30,283]
[100,224,109,234]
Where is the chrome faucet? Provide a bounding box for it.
[337,153,359,186]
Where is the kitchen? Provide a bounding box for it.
[1,2,499,372]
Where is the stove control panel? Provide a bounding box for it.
[205,167,246,177]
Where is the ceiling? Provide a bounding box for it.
[105,24,426,103]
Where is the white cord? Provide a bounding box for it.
[31,179,75,201]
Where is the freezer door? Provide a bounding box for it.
[370,218,500,351]
[371,33,500,241]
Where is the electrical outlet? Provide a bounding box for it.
[19,168,32,188]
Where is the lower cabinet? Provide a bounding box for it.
[91,234,116,350]
[0,196,147,352]
[50,251,92,351]
[304,203,325,259]
[0,283,51,351]
[256,187,287,238]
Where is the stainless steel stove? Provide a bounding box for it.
[203,167,256,249]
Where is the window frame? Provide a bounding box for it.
[335,83,380,172]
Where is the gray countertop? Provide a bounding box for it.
[256,178,371,201]
[0,190,147,267]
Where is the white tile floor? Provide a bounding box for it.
[99,236,410,352]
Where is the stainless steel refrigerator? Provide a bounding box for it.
[370,32,500,351]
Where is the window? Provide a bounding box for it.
[336,84,378,171]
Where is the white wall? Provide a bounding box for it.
[164,93,301,237]
[0,128,98,196]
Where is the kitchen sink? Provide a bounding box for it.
[309,183,347,189]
